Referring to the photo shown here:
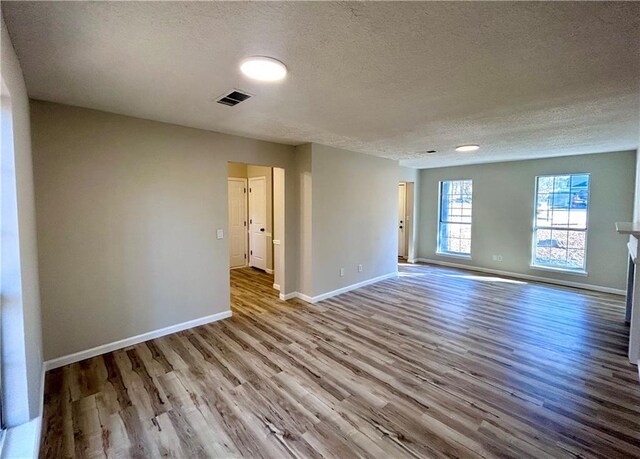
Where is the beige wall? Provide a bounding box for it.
[399,166,419,183]
[31,101,298,360]
[417,150,636,291]
[1,17,43,423]
[30,103,401,359]
[309,144,398,297]
[227,162,248,178]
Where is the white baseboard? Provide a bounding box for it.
[297,292,315,303]
[407,258,416,263]
[265,268,274,274]
[414,258,625,296]
[43,310,232,371]
[273,283,280,291]
[279,272,398,304]
[279,292,298,301]
[311,272,398,303]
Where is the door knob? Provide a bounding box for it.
[260,228,265,232]
[399,226,403,229]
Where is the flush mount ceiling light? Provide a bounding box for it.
[455,144,480,152]
[240,56,287,82]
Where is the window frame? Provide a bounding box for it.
[436,179,473,258]
[530,173,590,275]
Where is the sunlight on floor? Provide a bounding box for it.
[444,274,528,284]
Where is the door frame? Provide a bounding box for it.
[228,177,248,269]
[400,181,416,262]
[398,182,408,258]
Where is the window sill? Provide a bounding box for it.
[530,264,588,277]
[436,251,472,260]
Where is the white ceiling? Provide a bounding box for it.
[3,1,639,168]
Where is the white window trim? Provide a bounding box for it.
[531,173,590,275]
[437,179,473,258]
[435,250,472,260]
[529,263,588,277]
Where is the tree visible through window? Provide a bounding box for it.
[533,174,590,272]
[437,180,472,256]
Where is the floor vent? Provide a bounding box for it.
[217,89,252,106]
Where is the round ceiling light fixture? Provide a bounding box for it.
[455,144,480,152]
[240,56,287,82]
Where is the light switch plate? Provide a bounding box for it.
[217,229,224,239]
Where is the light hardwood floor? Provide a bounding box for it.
[40,263,640,458]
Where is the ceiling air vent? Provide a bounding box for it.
[216,89,252,107]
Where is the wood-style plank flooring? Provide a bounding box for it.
[40,263,640,458]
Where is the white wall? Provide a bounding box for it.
[308,144,398,297]
[417,150,636,291]
[0,16,43,425]
[30,101,298,361]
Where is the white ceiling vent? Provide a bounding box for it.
[216,89,252,107]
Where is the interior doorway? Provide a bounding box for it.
[227,162,285,295]
[398,181,415,262]
[398,182,407,258]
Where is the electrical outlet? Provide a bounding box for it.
[340,267,345,277]
[216,229,224,239]
[492,255,503,262]
[358,264,363,272]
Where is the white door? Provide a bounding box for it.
[228,178,247,268]
[398,183,407,258]
[249,176,267,270]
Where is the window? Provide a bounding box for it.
[532,174,590,273]
[437,179,472,256]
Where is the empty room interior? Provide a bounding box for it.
[1,1,639,458]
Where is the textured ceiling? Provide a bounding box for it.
[3,1,639,168]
